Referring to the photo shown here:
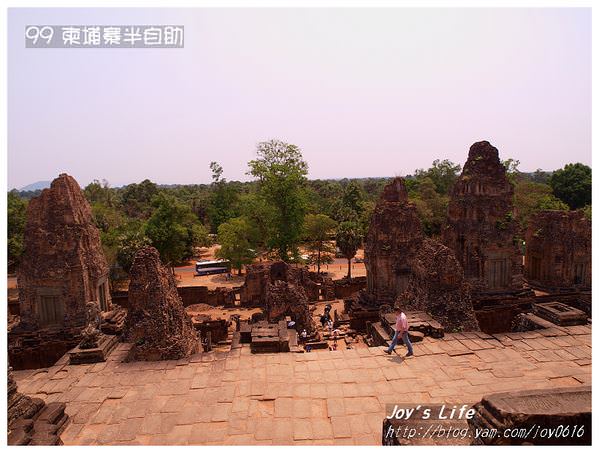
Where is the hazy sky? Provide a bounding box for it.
[8,7,591,189]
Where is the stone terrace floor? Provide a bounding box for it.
[13,324,592,445]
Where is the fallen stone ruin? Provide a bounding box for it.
[531,301,588,326]
[477,291,591,334]
[468,386,591,445]
[68,301,119,365]
[238,261,317,334]
[525,210,591,292]
[100,306,127,336]
[360,176,479,332]
[239,261,320,306]
[265,275,314,334]
[8,366,68,445]
[178,285,238,307]
[111,285,239,310]
[124,246,199,361]
[383,386,591,446]
[332,276,367,299]
[191,314,231,350]
[443,141,524,296]
[234,318,300,353]
[9,174,113,370]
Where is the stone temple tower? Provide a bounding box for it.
[442,141,524,295]
[10,174,111,369]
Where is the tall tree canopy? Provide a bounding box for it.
[337,181,365,222]
[215,216,257,275]
[304,213,337,274]
[207,161,240,233]
[410,177,447,236]
[120,179,159,218]
[513,180,568,229]
[248,139,309,261]
[336,221,362,279]
[549,163,592,210]
[145,193,210,267]
[84,179,117,207]
[414,159,461,195]
[7,191,27,269]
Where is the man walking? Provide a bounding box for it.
[385,304,414,357]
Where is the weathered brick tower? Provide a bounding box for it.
[443,141,524,295]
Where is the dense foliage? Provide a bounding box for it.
[549,163,592,210]
[7,191,27,270]
[335,221,363,279]
[248,139,309,261]
[215,217,257,274]
[303,214,337,274]
[7,150,591,277]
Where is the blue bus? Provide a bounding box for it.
[195,259,230,276]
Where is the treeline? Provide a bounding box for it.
[7,140,592,277]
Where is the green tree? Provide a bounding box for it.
[513,181,568,229]
[238,192,275,253]
[336,181,364,221]
[120,179,159,218]
[530,169,551,184]
[502,158,522,185]
[304,214,337,274]
[145,193,210,268]
[215,217,257,275]
[409,177,448,236]
[549,163,592,209]
[360,200,376,234]
[115,224,152,273]
[207,162,240,232]
[84,179,117,207]
[7,191,27,269]
[90,202,124,234]
[336,221,362,279]
[414,159,462,195]
[248,139,309,261]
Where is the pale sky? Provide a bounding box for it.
[7,7,591,189]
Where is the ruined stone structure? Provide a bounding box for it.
[443,141,524,295]
[399,239,479,331]
[191,315,230,345]
[240,261,319,306]
[68,302,119,365]
[363,177,479,331]
[177,286,237,308]
[309,272,336,301]
[111,285,238,310]
[468,386,591,445]
[265,279,314,333]
[364,177,423,304]
[9,174,112,369]
[238,263,271,306]
[124,247,199,361]
[524,210,591,291]
[79,301,103,349]
[238,261,317,333]
[8,366,68,445]
[333,276,367,299]
[236,319,300,353]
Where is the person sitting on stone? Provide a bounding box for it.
[385,304,414,357]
